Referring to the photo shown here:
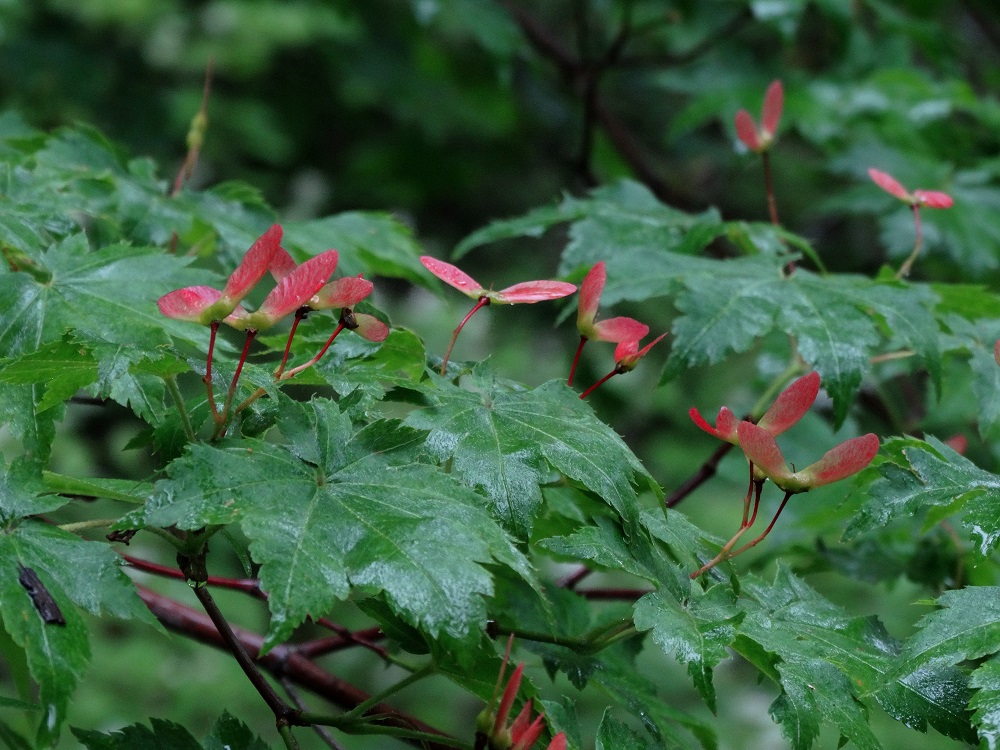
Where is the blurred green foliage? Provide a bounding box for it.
[5,1,1000,749]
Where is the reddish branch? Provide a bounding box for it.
[665,441,735,508]
[137,586,457,749]
[123,554,389,659]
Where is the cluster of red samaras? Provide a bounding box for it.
[420,256,665,392]
[475,638,566,750]
[688,371,880,578]
[157,224,388,342]
[691,371,879,495]
[735,80,954,210]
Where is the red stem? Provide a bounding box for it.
[729,491,794,557]
[440,296,490,376]
[568,336,588,386]
[745,479,764,529]
[274,308,307,379]
[282,322,346,380]
[122,554,263,597]
[204,321,221,423]
[579,367,618,399]
[216,329,257,437]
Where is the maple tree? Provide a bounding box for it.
[5,3,1000,750]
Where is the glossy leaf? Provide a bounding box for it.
[633,587,741,712]
[847,436,1000,553]
[125,398,536,651]
[738,569,974,747]
[405,368,656,539]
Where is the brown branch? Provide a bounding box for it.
[138,586,458,749]
[187,578,301,727]
[618,8,754,67]
[295,625,388,661]
[497,0,691,205]
[665,441,735,508]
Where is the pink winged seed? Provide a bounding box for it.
[420,256,485,297]
[512,714,546,750]
[547,734,568,750]
[913,190,954,209]
[736,421,791,482]
[756,371,820,436]
[353,313,390,342]
[249,250,339,329]
[734,109,760,151]
[591,316,649,344]
[157,286,223,322]
[762,80,784,136]
[689,406,739,443]
[799,433,880,488]
[269,247,298,282]
[312,275,374,309]
[493,663,524,736]
[868,168,911,202]
[495,280,577,304]
[578,261,607,324]
[222,224,283,300]
[509,702,535,744]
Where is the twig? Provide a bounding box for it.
[556,565,592,588]
[280,677,346,750]
[178,555,301,728]
[138,586,457,749]
[295,625,388,661]
[122,554,264,597]
[664,441,734,508]
[617,8,753,67]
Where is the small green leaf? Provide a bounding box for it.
[405,367,656,539]
[889,587,1000,682]
[0,338,98,412]
[847,436,1000,554]
[970,655,1000,750]
[633,587,741,713]
[595,709,656,750]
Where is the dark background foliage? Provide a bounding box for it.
[5,1,1000,749]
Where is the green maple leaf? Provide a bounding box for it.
[736,568,973,748]
[664,264,940,424]
[284,213,434,285]
[0,233,217,358]
[633,586,742,713]
[938,314,1000,435]
[126,398,537,652]
[405,367,658,539]
[889,587,1000,680]
[0,460,159,746]
[455,179,722,265]
[847,436,1000,554]
[0,385,60,466]
[970,655,1000,749]
[595,709,657,750]
[0,338,98,413]
[72,712,270,750]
